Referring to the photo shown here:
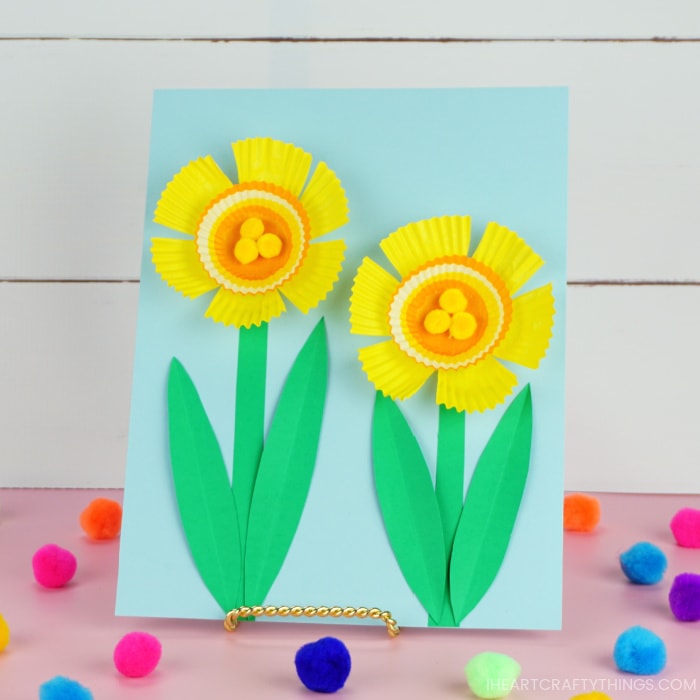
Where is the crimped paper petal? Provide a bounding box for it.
[299,161,349,239]
[471,222,543,294]
[494,283,555,368]
[151,238,218,298]
[232,138,312,198]
[280,240,346,314]
[205,286,285,328]
[380,216,472,277]
[359,340,433,400]
[436,356,518,412]
[350,257,399,337]
[154,156,233,235]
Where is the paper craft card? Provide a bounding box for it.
[117,88,568,630]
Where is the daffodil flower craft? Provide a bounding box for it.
[350,215,555,627]
[151,137,349,614]
[152,137,348,328]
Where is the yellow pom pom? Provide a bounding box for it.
[450,312,477,340]
[569,693,614,700]
[234,237,259,264]
[258,233,283,259]
[439,288,468,314]
[239,217,264,240]
[0,614,10,651]
[424,309,451,334]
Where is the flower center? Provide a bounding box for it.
[194,183,309,295]
[388,257,512,371]
[423,288,478,340]
[233,217,285,265]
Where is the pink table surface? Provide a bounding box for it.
[1,489,699,699]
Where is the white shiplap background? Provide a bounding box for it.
[1,3,699,491]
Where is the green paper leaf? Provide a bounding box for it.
[167,358,242,612]
[449,384,533,624]
[372,392,447,621]
[244,318,329,604]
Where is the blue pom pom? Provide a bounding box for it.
[613,626,666,675]
[39,676,94,700]
[295,636,351,693]
[619,542,667,584]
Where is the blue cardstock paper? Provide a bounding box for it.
[117,87,567,629]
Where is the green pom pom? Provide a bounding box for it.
[465,651,521,699]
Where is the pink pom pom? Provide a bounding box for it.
[670,508,700,548]
[32,544,77,588]
[114,632,162,678]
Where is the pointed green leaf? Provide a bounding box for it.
[372,392,447,621]
[167,358,242,612]
[244,318,329,604]
[450,384,533,624]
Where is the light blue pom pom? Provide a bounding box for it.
[613,626,666,675]
[39,676,94,700]
[619,542,667,584]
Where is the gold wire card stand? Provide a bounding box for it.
[224,605,400,638]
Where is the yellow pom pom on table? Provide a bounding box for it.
[0,613,10,651]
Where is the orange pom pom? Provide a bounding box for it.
[79,498,123,540]
[563,493,601,532]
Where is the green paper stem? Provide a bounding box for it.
[232,322,268,602]
[372,392,448,623]
[449,384,533,624]
[431,404,465,627]
[167,358,242,612]
[244,318,329,605]
[436,405,466,553]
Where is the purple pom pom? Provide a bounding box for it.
[295,637,351,693]
[669,572,700,621]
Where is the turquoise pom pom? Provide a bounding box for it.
[613,626,666,675]
[39,676,93,700]
[619,542,667,584]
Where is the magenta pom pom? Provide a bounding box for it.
[669,573,700,621]
[114,631,162,678]
[32,544,77,588]
[669,508,700,548]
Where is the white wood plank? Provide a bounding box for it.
[0,283,137,488]
[2,41,698,282]
[566,284,700,493]
[1,0,699,39]
[1,283,699,492]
